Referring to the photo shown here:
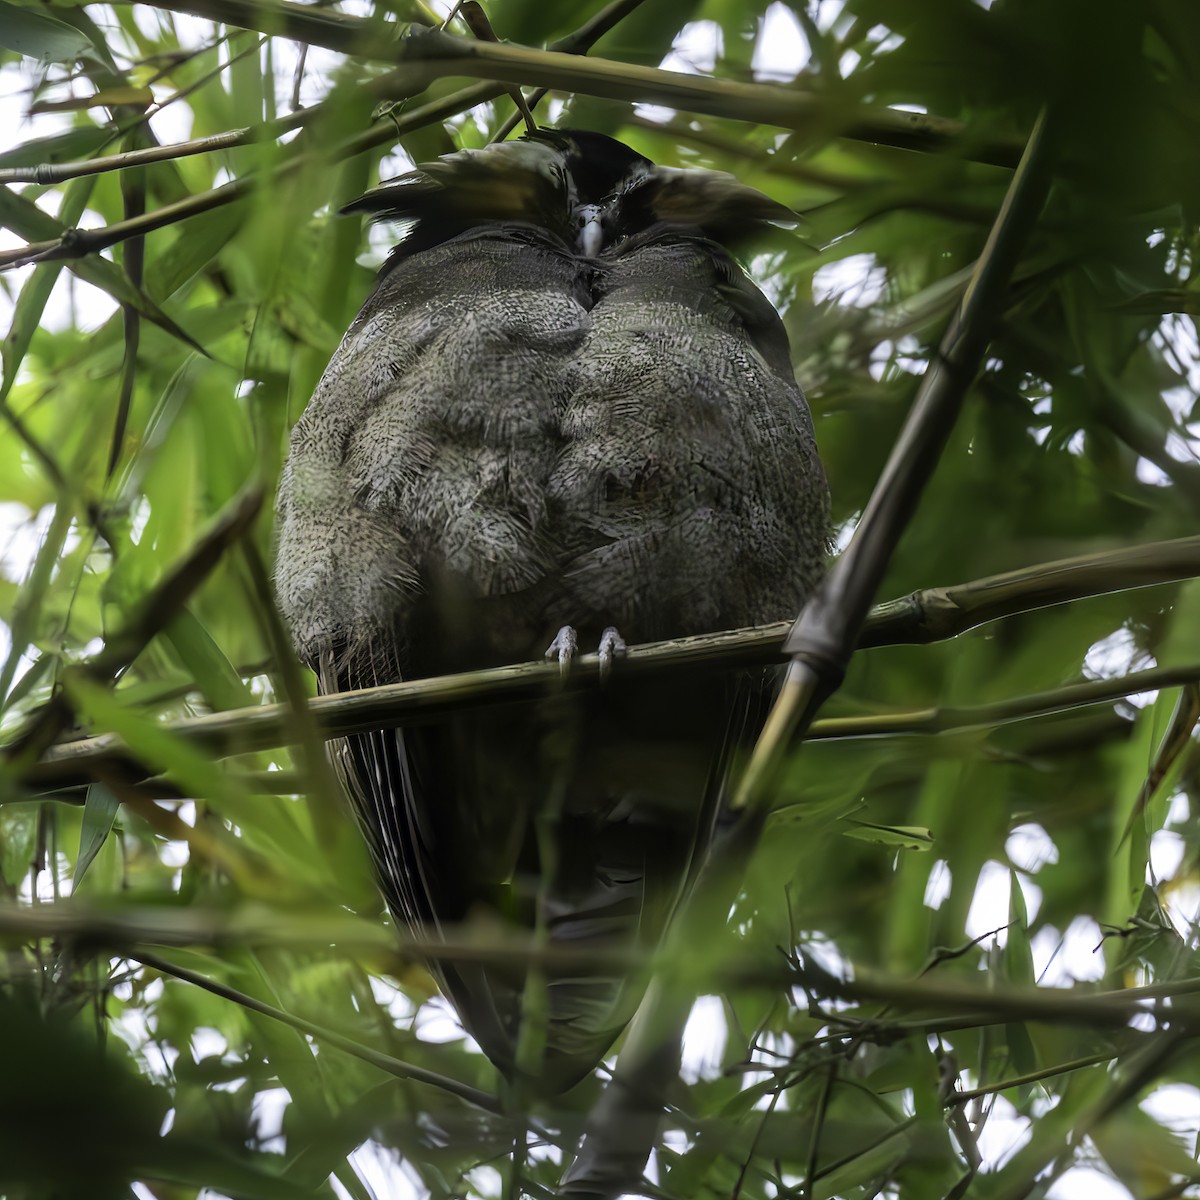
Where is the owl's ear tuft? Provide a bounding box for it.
[341,139,574,256]
[635,166,798,247]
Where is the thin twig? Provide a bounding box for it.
[0,116,307,184]
[460,2,536,133]
[801,665,1198,738]
[945,1052,1116,1106]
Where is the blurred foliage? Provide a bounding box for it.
[2,0,1200,1197]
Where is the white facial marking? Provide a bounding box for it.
[575,204,604,255]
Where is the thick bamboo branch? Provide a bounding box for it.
[12,902,1198,1031]
[24,705,1134,807]
[8,0,649,187]
[119,0,407,55]
[376,31,1021,167]
[861,534,1200,646]
[0,899,393,952]
[790,112,1056,690]
[17,536,1199,789]
[107,0,1017,168]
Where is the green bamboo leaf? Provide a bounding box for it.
[1004,870,1036,985]
[1105,707,1157,954]
[0,803,39,888]
[146,204,246,301]
[0,499,73,708]
[29,85,153,113]
[2,649,54,714]
[1,176,96,403]
[842,819,934,850]
[141,1142,322,1200]
[0,0,96,64]
[61,673,255,823]
[72,781,119,889]
[164,607,254,713]
[812,1139,907,1200]
[0,125,109,169]
[1091,1098,1200,1194]
[1003,869,1038,1081]
[0,186,207,353]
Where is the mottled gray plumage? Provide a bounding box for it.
[275,130,829,1091]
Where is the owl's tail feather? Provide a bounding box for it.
[321,650,771,1094]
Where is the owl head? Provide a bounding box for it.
[343,128,797,263]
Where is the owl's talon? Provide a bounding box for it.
[545,625,578,675]
[598,627,627,681]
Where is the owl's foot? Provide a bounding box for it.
[597,626,627,681]
[544,625,627,680]
[545,626,578,676]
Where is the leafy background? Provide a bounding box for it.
[2,0,1200,1197]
